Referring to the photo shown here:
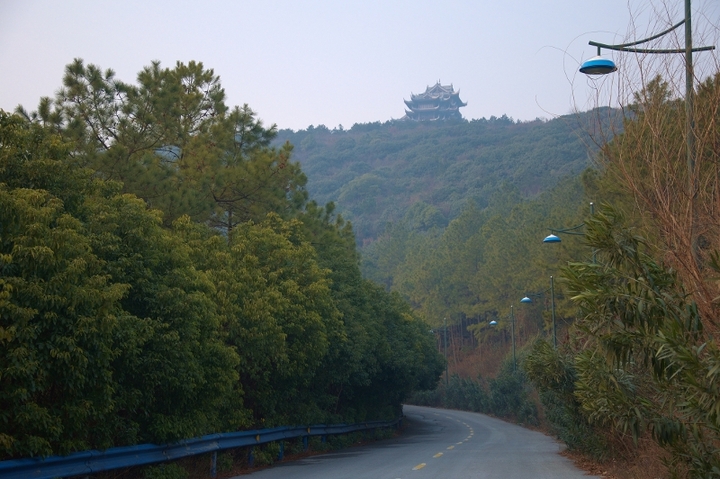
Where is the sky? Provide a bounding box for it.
[1,1,718,131]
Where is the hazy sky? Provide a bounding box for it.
[1,1,718,131]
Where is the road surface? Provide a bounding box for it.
[233,404,600,478]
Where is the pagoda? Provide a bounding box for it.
[403,82,467,121]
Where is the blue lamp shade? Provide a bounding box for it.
[520,296,532,303]
[543,234,561,243]
[579,56,617,75]
[489,320,498,326]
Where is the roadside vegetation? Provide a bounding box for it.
[401,73,720,478]
[0,59,444,462]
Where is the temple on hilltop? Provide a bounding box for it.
[403,82,467,121]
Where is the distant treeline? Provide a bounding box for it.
[275,109,619,244]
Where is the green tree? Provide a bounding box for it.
[206,105,308,236]
[557,205,720,476]
[297,201,444,421]
[82,193,242,444]
[0,112,125,457]
[182,212,343,426]
[19,60,309,231]
[0,111,244,454]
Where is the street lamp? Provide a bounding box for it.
[543,203,596,263]
[520,276,557,349]
[579,0,714,265]
[489,306,516,371]
[543,202,594,243]
[542,225,585,243]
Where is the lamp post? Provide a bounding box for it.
[489,307,516,371]
[579,0,714,266]
[550,275,557,349]
[520,276,557,349]
[510,306,516,372]
[444,317,448,387]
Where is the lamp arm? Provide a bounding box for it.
[525,291,547,299]
[589,41,714,54]
[549,223,585,236]
[588,19,714,55]
[593,19,685,50]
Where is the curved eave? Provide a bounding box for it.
[450,91,467,106]
[407,100,465,109]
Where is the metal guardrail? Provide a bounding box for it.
[0,418,402,479]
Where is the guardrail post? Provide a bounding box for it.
[210,451,217,478]
[278,441,284,461]
[303,435,308,451]
[248,447,254,467]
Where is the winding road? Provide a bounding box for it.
[234,405,600,478]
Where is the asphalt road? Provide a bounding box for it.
[234,405,600,479]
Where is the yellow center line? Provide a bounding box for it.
[447,445,454,450]
[433,452,443,458]
[456,441,463,445]
[413,463,426,470]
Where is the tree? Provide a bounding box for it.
[206,105,308,236]
[0,112,244,455]
[558,205,720,476]
[19,60,309,231]
[82,194,242,444]
[0,113,124,457]
[598,71,720,335]
[181,212,343,426]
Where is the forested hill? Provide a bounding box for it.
[275,108,618,245]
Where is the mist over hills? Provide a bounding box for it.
[276,108,618,246]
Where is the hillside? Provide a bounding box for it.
[275,108,618,245]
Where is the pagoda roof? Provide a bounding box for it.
[404,99,443,109]
[402,81,467,120]
[408,81,466,105]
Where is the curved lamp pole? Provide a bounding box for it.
[543,202,596,263]
[579,0,714,266]
[520,277,557,349]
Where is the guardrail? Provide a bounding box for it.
[0,417,402,479]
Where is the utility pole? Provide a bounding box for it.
[550,276,557,349]
[444,317,448,387]
[510,306,516,372]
